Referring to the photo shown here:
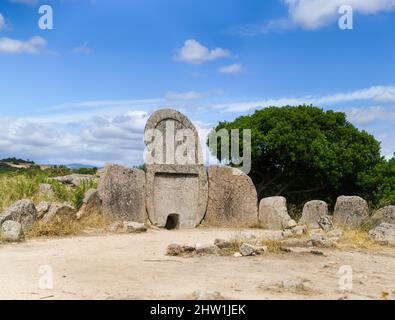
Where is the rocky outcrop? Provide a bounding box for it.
[205,166,258,227]
[98,164,146,222]
[258,196,291,230]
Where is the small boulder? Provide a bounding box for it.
[123,221,147,233]
[334,196,369,228]
[259,196,292,230]
[1,220,24,242]
[299,200,329,228]
[239,243,256,256]
[318,215,334,231]
[195,243,220,255]
[77,189,102,219]
[42,203,76,223]
[36,201,51,219]
[0,199,37,232]
[369,223,395,245]
[214,239,232,249]
[308,233,334,248]
[193,290,224,300]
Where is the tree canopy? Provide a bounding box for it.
[207,105,390,207]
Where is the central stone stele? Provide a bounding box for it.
[144,109,208,229]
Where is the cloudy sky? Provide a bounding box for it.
[0,0,394,166]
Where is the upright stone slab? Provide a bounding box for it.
[299,200,329,228]
[370,206,395,228]
[144,109,208,229]
[333,195,369,228]
[205,165,258,227]
[258,196,291,230]
[98,164,146,222]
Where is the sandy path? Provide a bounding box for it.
[1,228,395,300]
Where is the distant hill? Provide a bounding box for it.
[65,163,97,170]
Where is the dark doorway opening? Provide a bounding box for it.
[165,214,180,230]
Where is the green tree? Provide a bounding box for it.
[208,105,383,206]
[358,155,395,207]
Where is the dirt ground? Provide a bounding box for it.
[1,228,395,300]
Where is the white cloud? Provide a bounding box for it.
[0,36,47,54]
[283,0,395,29]
[0,110,150,166]
[343,105,395,125]
[73,42,92,55]
[0,13,5,31]
[214,85,395,112]
[175,39,230,64]
[165,91,204,101]
[227,19,295,36]
[8,0,38,4]
[219,64,242,74]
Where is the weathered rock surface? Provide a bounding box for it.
[52,174,97,186]
[195,243,220,255]
[258,196,291,230]
[36,201,51,219]
[318,215,334,231]
[299,200,329,228]
[239,243,256,256]
[369,223,395,245]
[334,196,369,228]
[1,220,24,242]
[369,206,395,228]
[0,199,37,232]
[123,221,147,233]
[98,164,146,222]
[42,203,76,223]
[77,189,102,219]
[205,166,258,227]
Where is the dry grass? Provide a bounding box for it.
[333,229,383,250]
[26,213,112,238]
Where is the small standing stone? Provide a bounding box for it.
[333,196,369,228]
[299,200,329,228]
[258,196,292,230]
[239,243,256,256]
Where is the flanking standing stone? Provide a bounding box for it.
[1,220,24,242]
[98,164,146,223]
[0,199,37,232]
[205,166,258,227]
[258,196,291,230]
[333,196,369,228]
[299,200,329,228]
[144,109,208,229]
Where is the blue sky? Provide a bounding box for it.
[0,0,394,166]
